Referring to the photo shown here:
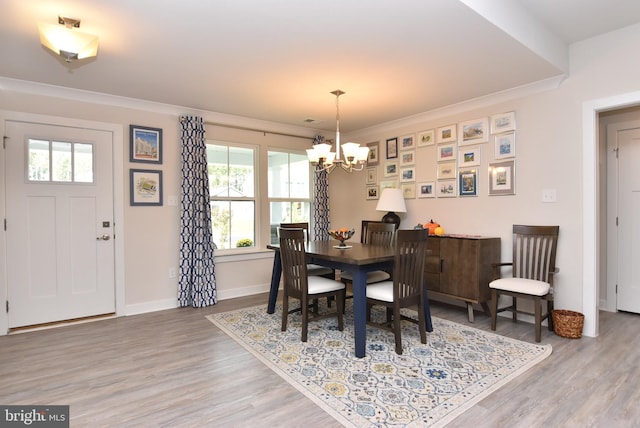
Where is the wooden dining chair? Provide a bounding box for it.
[489,225,559,342]
[279,228,345,342]
[365,229,429,354]
[279,222,334,278]
[341,222,396,286]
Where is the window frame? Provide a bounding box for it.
[267,148,313,244]
[206,139,259,254]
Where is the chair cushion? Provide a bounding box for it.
[489,277,550,296]
[307,264,334,276]
[366,281,394,302]
[308,276,345,294]
[341,270,391,284]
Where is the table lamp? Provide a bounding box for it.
[375,188,406,229]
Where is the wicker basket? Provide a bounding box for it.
[552,309,584,339]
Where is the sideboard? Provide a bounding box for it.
[425,235,501,322]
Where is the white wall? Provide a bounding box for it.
[2,22,640,335]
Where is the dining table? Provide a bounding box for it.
[267,240,433,358]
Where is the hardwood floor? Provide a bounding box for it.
[1,293,639,427]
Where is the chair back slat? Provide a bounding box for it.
[366,222,396,247]
[393,229,428,301]
[279,228,308,295]
[512,225,559,285]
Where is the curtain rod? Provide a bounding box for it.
[179,116,315,141]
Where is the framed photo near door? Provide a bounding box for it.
[130,124,163,164]
[130,169,163,206]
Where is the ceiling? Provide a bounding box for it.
[2,0,640,133]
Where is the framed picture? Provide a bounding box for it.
[130,169,163,206]
[437,180,457,197]
[366,141,380,166]
[459,168,478,197]
[366,167,377,184]
[494,132,516,159]
[380,180,398,191]
[400,150,415,166]
[437,143,457,162]
[418,181,436,198]
[400,134,415,150]
[458,146,481,167]
[130,125,162,164]
[459,117,489,146]
[489,160,515,196]
[401,182,415,199]
[366,185,379,200]
[400,166,416,182]
[418,129,435,147]
[491,111,516,134]
[437,161,456,180]
[437,124,457,144]
[384,161,398,177]
[386,137,398,159]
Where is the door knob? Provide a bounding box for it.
[97,234,111,241]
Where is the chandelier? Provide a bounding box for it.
[307,90,369,173]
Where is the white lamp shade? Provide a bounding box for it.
[39,23,99,60]
[376,188,406,213]
[314,143,332,156]
[306,148,319,163]
[341,142,359,160]
[356,146,370,162]
[324,151,336,165]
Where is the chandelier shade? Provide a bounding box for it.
[307,90,369,173]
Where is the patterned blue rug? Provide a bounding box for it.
[207,303,551,427]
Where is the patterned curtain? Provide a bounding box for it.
[312,135,330,241]
[178,116,217,307]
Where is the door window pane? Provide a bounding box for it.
[27,139,94,184]
[52,141,72,182]
[74,143,94,183]
[28,139,50,181]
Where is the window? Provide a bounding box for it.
[268,150,312,244]
[206,141,256,250]
[27,138,94,183]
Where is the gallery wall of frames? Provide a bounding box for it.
[364,111,517,201]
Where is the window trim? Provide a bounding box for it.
[206,139,259,254]
[267,148,313,244]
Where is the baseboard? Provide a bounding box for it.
[125,298,178,316]
[217,283,273,300]
[123,283,274,316]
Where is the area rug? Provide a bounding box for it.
[207,303,551,427]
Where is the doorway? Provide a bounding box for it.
[0,112,125,333]
[584,90,640,337]
[605,116,640,315]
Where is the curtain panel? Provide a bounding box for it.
[178,116,217,307]
[312,135,330,240]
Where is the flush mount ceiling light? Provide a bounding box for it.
[38,16,99,63]
[307,90,369,174]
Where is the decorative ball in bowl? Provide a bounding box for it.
[328,228,355,247]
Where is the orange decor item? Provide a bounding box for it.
[423,220,440,235]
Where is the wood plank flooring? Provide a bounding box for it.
[1,293,639,427]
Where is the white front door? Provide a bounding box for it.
[617,126,640,314]
[5,120,115,328]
